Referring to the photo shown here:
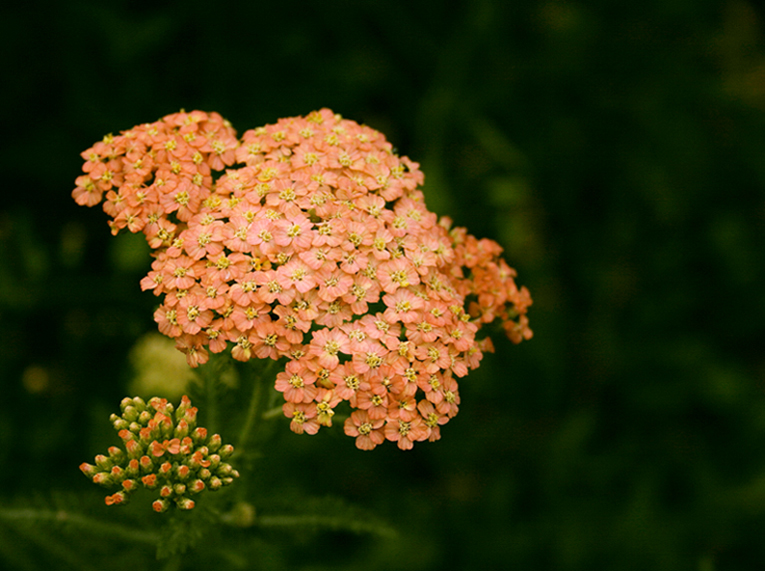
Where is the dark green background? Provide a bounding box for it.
[2,0,765,569]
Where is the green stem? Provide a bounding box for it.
[236,359,277,454]
[262,406,284,420]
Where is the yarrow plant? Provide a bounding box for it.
[79,396,238,511]
[73,108,532,453]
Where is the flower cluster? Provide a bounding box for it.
[73,109,532,449]
[79,396,238,511]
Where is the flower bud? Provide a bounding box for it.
[125,439,143,459]
[79,463,98,478]
[183,407,198,427]
[175,395,192,420]
[111,416,129,432]
[189,479,205,494]
[179,437,193,455]
[174,419,190,439]
[139,455,154,473]
[122,479,138,492]
[123,406,138,422]
[219,444,234,460]
[175,497,195,510]
[107,446,125,463]
[95,454,112,471]
[105,491,128,506]
[126,458,140,477]
[192,426,208,444]
[152,499,169,513]
[131,396,147,412]
[207,434,222,453]
[176,464,191,481]
[142,474,158,489]
[92,472,112,486]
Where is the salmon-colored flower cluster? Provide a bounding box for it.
[79,396,238,511]
[73,109,532,450]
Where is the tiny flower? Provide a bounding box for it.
[344,410,385,450]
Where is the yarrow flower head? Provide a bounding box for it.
[74,109,533,450]
[79,395,238,511]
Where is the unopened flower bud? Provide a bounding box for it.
[174,420,190,439]
[217,463,234,477]
[139,455,153,473]
[176,497,195,510]
[219,444,234,460]
[125,439,143,459]
[189,479,205,494]
[131,396,147,412]
[95,454,112,471]
[153,499,169,513]
[176,464,191,481]
[142,474,158,489]
[126,458,140,477]
[105,492,128,506]
[122,479,138,492]
[107,446,125,463]
[92,472,111,486]
[179,437,193,455]
[192,426,207,444]
[79,463,98,478]
[123,406,138,422]
[175,395,192,419]
[207,434,222,453]
[183,407,198,426]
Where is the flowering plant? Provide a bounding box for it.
[74,108,531,457]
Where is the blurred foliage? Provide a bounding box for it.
[2,0,765,569]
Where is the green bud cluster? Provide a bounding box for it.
[80,395,238,511]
